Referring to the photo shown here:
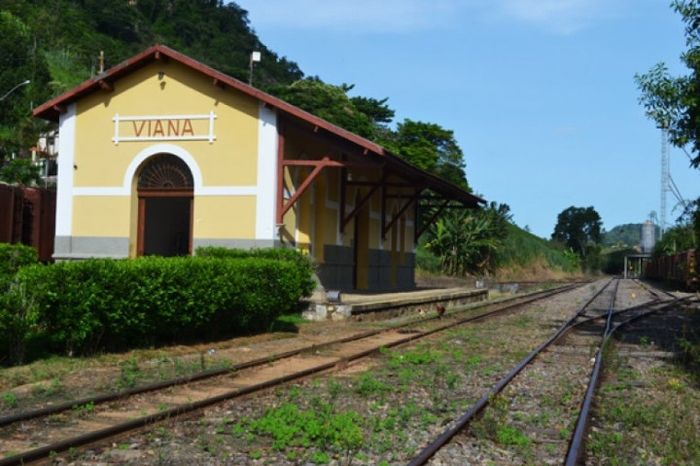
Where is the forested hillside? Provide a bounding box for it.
[602,223,660,247]
[0,0,301,160]
[0,0,470,190]
[3,0,302,91]
[603,224,641,247]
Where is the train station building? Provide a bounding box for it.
[33,45,484,291]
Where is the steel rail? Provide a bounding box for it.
[633,278,677,300]
[404,278,691,466]
[564,292,694,465]
[0,283,579,429]
[405,278,617,466]
[0,284,586,466]
[0,284,578,426]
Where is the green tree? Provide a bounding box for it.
[268,78,383,139]
[0,11,51,161]
[0,158,42,186]
[551,206,602,258]
[635,1,700,166]
[653,223,696,256]
[384,119,469,190]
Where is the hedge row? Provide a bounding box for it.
[0,243,39,363]
[1,254,314,363]
[196,246,316,296]
[0,242,37,284]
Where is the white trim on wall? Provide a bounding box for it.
[56,103,77,236]
[73,186,257,197]
[70,143,257,197]
[255,104,278,240]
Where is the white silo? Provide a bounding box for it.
[641,220,656,254]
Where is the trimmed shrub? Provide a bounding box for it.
[196,246,316,297]
[0,242,37,283]
[12,256,309,357]
[0,243,38,364]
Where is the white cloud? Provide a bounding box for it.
[494,0,614,34]
[235,0,622,35]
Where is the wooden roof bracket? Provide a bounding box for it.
[277,155,339,223]
[415,199,450,240]
[98,80,113,92]
[154,50,169,63]
[340,171,387,233]
[383,188,424,237]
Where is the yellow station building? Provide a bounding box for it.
[34,45,484,291]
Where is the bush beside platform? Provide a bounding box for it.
[0,247,314,365]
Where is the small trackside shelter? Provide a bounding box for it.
[33,44,485,291]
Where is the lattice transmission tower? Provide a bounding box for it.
[660,126,670,239]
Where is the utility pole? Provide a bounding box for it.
[249,51,261,86]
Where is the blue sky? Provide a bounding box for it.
[236,0,699,238]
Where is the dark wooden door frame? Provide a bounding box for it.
[136,188,194,256]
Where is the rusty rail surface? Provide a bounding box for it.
[0,283,578,429]
[564,287,693,465]
[406,278,693,466]
[0,283,585,466]
[405,277,617,466]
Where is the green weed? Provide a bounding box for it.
[354,374,391,396]
[73,401,95,416]
[495,426,530,447]
[117,357,141,389]
[1,391,18,408]
[243,401,363,457]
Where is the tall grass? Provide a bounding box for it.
[417,223,580,277]
[495,224,580,272]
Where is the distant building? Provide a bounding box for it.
[30,129,59,184]
[33,45,484,290]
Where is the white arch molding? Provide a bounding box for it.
[126,144,202,193]
[72,143,258,197]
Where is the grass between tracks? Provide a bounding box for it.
[86,303,567,465]
[0,316,302,414]
[588,303,700,465]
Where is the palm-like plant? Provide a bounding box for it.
[426,202,511,276]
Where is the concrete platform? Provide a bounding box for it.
[302,287,488,321]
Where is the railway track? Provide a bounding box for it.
[633,277,678,300]
[407,278,695,465]
[0,282,585,465]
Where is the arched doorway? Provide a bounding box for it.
[136,154,193,256]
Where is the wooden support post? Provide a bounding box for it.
[413,197,419,245]
[339,161,347,235]
[275,121,286,225]
[381,182,387,240]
